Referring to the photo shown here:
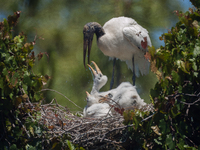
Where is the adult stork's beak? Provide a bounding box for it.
[83,24,95,68]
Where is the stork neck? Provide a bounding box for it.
[91,84,100,95]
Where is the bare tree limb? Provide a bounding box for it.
[40,88,83,110]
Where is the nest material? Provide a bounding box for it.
[37,99,154,149]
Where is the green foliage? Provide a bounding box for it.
[0,0,182,110]
[190,0,200,8]
[0,11,86,150]
[0,11,48,149]
[123,7,200,149]
[149,8,200,149]
[123,109,154,149]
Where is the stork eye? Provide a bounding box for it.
[108,93,113,98]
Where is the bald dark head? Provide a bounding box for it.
[83,22,105,67]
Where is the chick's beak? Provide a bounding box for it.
[85,91,90,97]
[87,61,102,76]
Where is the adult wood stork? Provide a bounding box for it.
[83,16,152,88]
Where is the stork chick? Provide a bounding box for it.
[87,61,146,112]
[99,82,146,110]
[83,91,111,118]
[87,61,109,97]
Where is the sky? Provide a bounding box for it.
[154,0,193,47]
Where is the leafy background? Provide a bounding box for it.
[1,0,200,149]
[0,0,193,111]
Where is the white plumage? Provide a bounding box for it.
[83,91,111,118]
[83,17,152,86]
[108,82,146,109]
[83,61,146,118]
[83,62,111,118]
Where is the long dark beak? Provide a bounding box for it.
[83,32,94,68]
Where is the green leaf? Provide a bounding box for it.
[176,60,188,73]
[166,134,175,149]
[133,115,139,130]
[0,78,3,88]
[193,45,200,57]
[171,70,180,83]
[2,68,8,76]
[170,106,181,118]
[52,142,58,149]
[158,119,167,134]
[192,62,197,71]
[177,138,184,150]
[154,138,162,145]
[66,140,75,150]
[10,144,17,150]
[178,85,182,93]
[23,72,32,86]
[148,46,156,57]
[193,72,198,77]
[34,126,42,136]
[25,144,36,150]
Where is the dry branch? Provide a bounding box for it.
[24,98,154,149]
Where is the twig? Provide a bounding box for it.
[141,113,155,122]
[186,104,190,116]
[99,96,122,109]
[185,135,198,148]
[11,111,30,139]
[100,124,133,142]
[40,89,82,110]
[179,98,200,105]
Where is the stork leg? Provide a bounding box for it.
[132,56,136,86]
[110,58,116,89]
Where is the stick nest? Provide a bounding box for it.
[36,99,154,149]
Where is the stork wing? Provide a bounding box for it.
[123,24,151,77]
[123,24,152,53]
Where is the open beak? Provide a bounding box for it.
[87,61,102,76]
[85,91,90,97]
[83,30,94,68]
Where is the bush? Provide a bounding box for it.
[0,11,48,149]
[148,7,200,149]
[122,6,200,150]
[1,4,200,149]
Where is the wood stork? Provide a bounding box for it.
[98,82,147,110]
[83,16,152,88]
[87,61,108,95]
[107,82,146,109]
[87,61,146,111]
[83,91,111,118]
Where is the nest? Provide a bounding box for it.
[37,98,154,149]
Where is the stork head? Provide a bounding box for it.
[87,61,107,92]
[83,22,105,67]
[85,91,99,107]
